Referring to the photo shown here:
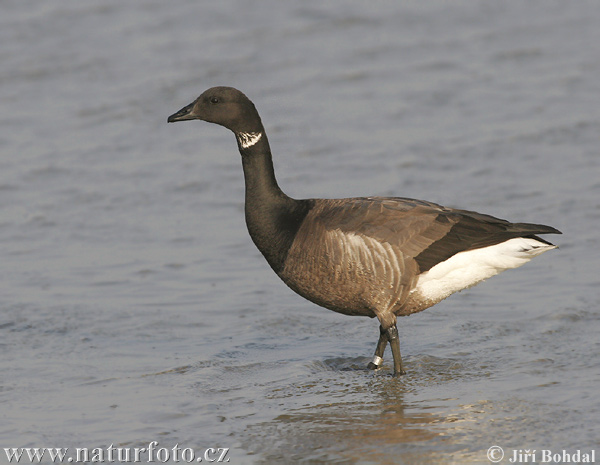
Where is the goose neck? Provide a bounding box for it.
[238,132,286,203]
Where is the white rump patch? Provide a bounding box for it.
[410,237,557,304]
[237,132,262,149]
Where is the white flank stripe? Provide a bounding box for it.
[411,237,557,304]
[237,132,262,149]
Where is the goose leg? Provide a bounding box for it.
[367,325,388,370]
[387,324,406,377]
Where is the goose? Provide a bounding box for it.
[167,86,560,377]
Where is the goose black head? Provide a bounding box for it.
[167,86,261,134]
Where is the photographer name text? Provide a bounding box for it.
[509,449,595,463]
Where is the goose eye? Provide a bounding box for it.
[209,96,219,104]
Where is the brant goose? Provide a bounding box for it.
[168,87,560,377]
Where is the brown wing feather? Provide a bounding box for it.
[412,209,561,272]
[309,197,561,272]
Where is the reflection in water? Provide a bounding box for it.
[237,352,578,464]
[238,356,484,464]
[246,392,443,463]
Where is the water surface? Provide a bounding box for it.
[1,2,598,463]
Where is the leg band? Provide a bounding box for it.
[371,355,384,367]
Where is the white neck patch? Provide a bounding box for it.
[237,132,262,149]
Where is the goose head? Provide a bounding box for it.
[167,86,261,134]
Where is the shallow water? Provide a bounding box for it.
[1,1,599,464]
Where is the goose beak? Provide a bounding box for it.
[167,102,195,123]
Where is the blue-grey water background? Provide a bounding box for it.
[1,2,599,464]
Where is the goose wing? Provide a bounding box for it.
[309,197,561,273]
